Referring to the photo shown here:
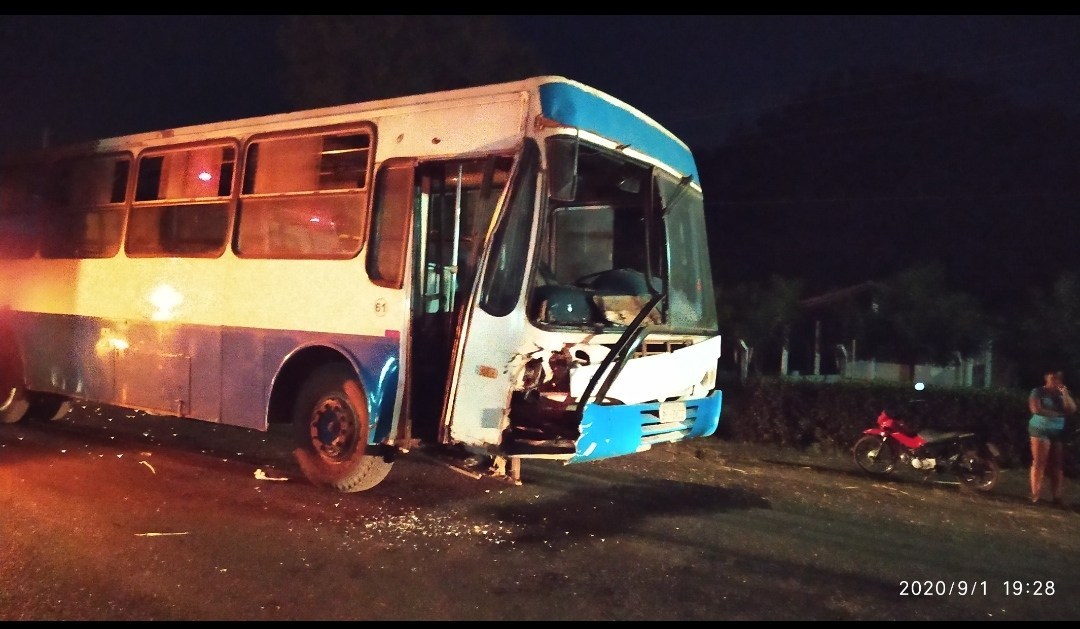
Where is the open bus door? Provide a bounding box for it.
[403,151,521,449]
[441,142,540,464]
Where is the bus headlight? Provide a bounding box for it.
[521,358,544,390]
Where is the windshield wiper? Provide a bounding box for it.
[575,290,667,412]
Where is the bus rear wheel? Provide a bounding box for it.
[0,339,29,424]
[27,392,73,421]
[0,388,29,424]
[291,364,393,493]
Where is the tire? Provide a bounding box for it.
[0,388,29,424]
[958,448,999,492]
[853,435,897,476]
[0,336,29,424]
[292,364,393,493]
[26,393,73,422]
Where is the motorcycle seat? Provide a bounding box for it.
[917,429,973,443]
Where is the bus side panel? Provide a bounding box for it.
[17,311,116,402]
[220,328,267,430]
[374,94,527,163]
[333,333,399,444]
[14,312,224,420]
[115,320,222,420]
[11,310,399,440]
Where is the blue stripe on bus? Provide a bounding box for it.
[570,390,722,463]
[538,80,700,182]
[8,311,400,445]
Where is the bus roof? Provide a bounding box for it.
[5,76,699,182]
[535,78,698,182]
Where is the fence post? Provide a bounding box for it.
[739,339,751,383]
[813,320,821,376]
[780,325,789,377]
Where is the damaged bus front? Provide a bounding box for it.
[443,80,723,469]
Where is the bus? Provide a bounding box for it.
[0,76,723,493]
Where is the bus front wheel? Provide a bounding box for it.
[291,364,393,493]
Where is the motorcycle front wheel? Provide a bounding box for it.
[853,435,897,475]
[958,448,999,492]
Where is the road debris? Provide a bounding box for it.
[135,532,190,537]
[445,464,483,480]
[255,468,289,481]
[873,483,917,498]
[139,460,156,474]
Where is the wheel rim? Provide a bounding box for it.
[855,437,894,474]
[0,353,29,423]
[1,346,23,413]
[1,386,17,412]
[308,395,359,462]
[961,455,996,489]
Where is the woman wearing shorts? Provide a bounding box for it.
[1028,370,1076,506]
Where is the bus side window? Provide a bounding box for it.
[0,164,46,259]
[40,154,129,259]
[235,130,372,259]
[126,145,234,258]
[367,161,415,289]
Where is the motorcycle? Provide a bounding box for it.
[852,406,1001,491]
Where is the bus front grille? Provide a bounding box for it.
[638,400,700,445]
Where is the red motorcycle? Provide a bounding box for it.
[852,407,1001,491]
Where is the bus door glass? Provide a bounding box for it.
[406,156,511,442]
[444,141,540,448]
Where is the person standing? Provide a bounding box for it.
[1028,370,1076,506]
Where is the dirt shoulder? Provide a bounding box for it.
[670,437,1080,555]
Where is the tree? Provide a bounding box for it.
[1006,272,1080,386]
[862,264,991,377]
[277,16,545,108]
[718,275,803,379]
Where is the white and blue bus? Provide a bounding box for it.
[0,76,723,492]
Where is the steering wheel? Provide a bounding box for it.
[572,269,615,288]
[536,261,558,285]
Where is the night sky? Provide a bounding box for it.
[3,15,1080,378]
[2,15,1077,154]
[3,15,1078,289]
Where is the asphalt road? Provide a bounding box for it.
[2,404,1078,620]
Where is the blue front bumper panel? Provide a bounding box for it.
[570,390,723,463]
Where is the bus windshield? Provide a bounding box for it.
[660,175,718,333]
[532,138,718,334]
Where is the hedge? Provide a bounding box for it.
[712,377,1078,475]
